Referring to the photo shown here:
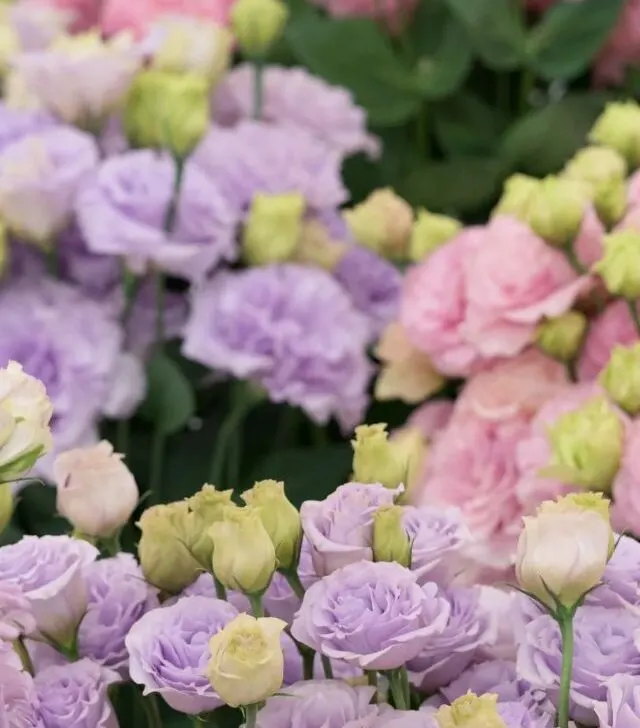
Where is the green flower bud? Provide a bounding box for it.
[594,229,640,298]
[124,70,209,158]
[408,209,461,262]
[241,479,302,570]
[231,0,289,58]
[564,146,628,227]
[0,481,13,534]
[600,343,640,415]
[351,423,410,489]
[589,101,640,169]
[242,192,305,266]
[541,396,624,493]
[186,484,234,567]
[493,174,539,219]
[535,311,587,362]
[372,505,411,567]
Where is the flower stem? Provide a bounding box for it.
[301,645,315,680]
[13,637,34,675]
[282,569,305,600]
[101,532,121,556]
[149,426,166,503]
[140,691,162,728]
[245,703,259,728]
[248,593,264,618]
[628,299,640,338]
[557,612,575,728]
[209,385,255,488]
[214,577,227,601]
[321,654,334,680]
[252,59,264,120]
[388,668,410,710]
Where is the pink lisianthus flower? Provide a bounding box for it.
[37,0,102,31]
[611,420,640,536]
[594,0,640,86]
[574,205,605,269]
[311,0,419,33]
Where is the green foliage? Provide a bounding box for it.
[138,352,196,436]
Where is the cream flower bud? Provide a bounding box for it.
[185,483,234,567]
[241,480,301,571]
[436,692,506,728]
[124,70,209,158]
[594,229,640,298]
[292,220,347,271]
[372,505,411,567]
[231,0,289,58]
[408,209,461,262]
[54,441,138,539]
[209,504,277,595]
[0,481,13,534]
[344,188,414,260]
[516,494,612,609]
[589,101,640,168]
[600,343,640,415]
[541,396,624,493]
[242,192,305,266]
[137,503,201,594]
[564,146,628,227]
[535,311,587,363]
[351,423,410,489]
[206,613,286,708]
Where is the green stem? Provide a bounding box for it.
[13,637,34,675]
[321,654,334,680]
[46,246,60,278]
[155,272,165,348]
[209,389,254,487]
[140,692,162,728]
[214,577,227,601]
[248,593,264,618]
[149,427,166,502]
[388,669,410,710]
[520,69,534,114]
[245,703,259,728]
[252,59,264,119]
[282,569,305,600]
[628,299,640,337]
[116,418,130,457]
[557,613,575,728]
[301,646,315,680]
[101,532,121,556]
[367,670,378,695]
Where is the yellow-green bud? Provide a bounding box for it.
[408,209,461,262]
[0,481,12,534]
[137,502,202,594]
[541,396,624,493]
[589,101,640,169]
[241,479,302,570]
[351,423,409,489]
[185,484,234,567]
[493,174,539,219]
[564,146,628,227]
[124,70,209,158]
[293,220,347,271]
[209,503,277,594]
[593,229,640,298]
[0,220,8,278]
[535,311,587,362]
[436,693,506,728]
[600,343,640,415]
[230,0,289,58]
[242,192,305,266]
[539,491,611,523]
[372,505,411,567]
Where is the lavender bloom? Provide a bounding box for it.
[0,663,42,727]
[300,483,398,577]
[594,674,640,728]
[407,587,495,692]
[0,583,36,640]
[0,535,98,644]
[0,641,21,670]
[518,606,640,725]
[78,554,159,678]
[125,281,188,357]
[176,573,250,613]
[497,701,554,728]
[256,679,378,728]
[35,659,118,728]
[213,64,380,161]
[441,659,538,704]
[0,127,98,245]
[263,539,318,623]
[193,121,348,213]
[587,535,640,610]
[183,265,373,431]
[291,560,449,671]
[9,2,72,51]
[77,150,239,282]
[0,102,57,153]
[375,711,437,728]
[126,596,239,715]
[332,244,401,339]
[281,632,359,686]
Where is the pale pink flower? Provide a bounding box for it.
[611,419,640,536]
[400,227,487,378]
[37,0,102,31]
[578,300,638,381]
[594,0,640,86]
[627,168,640,207]
[463,216,590,358]
[574,205,605,269]
[310,0,418,33]
[406,399,454,441]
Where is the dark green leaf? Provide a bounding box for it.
[415,17,473,99]
[138,352,196,435]
[441,0,527,69]
[528,0,627,80]
[500,92,613,175]
[15,483,69,536]
[285,15,423,126]
[434,93,509,156]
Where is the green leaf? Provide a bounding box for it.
[15,483,69,536]
[500,92,613,176]
[434,93,509,156]
[285,15,423,126]
[415,17,473,99]
[441,0,527,69]
[528,0,627,80]
[138,352,196,435]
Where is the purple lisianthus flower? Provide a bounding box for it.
[594,674,640,728]
[125,280,188,357]
[126,595,239,715]
[497,701,554,728]
[291,560,449,670]
[407,587,496,692]
[0,663,42,727]
[0,127,98,245]
[35,659,118,728]
[193,121,348,213]
[78,553,159,678]
[300,483,398,576]
[0,582,36,640]
[332,244,401,339]
[183,265,373,431]
[587,535,640,610]
[518,606,640,725]
[77,150,239,282]
[375,710,437,728]
[263,539,318,623]
[256,679,378,728]
[441,659,536,704]
[0,102,57,153]
[0,535,98,644]
[214,65,380,161]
